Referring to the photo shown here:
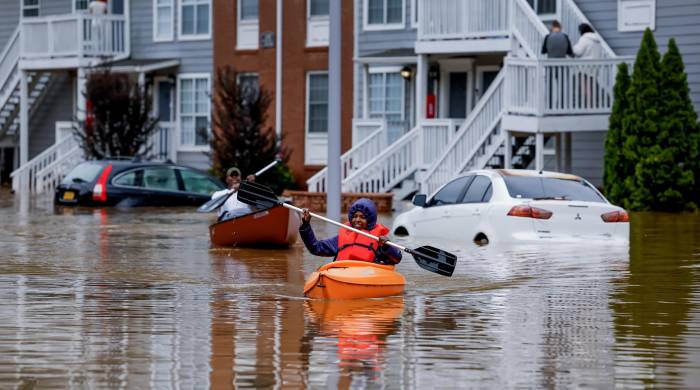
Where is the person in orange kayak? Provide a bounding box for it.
[299,198,402,264]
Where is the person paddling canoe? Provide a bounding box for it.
[299,198,402,265]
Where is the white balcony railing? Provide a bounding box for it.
[418,0,509,41]
[505,57,633,116]
[21,14,129,60]
[306,119,387,192]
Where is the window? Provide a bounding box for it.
[306,73,329,134]
[113,170,143,187]
[429,176,471,206]
[180,0,211,39]
[179,169,222,195]
[154,0,175,41]
[237,73,259,97]
[364,0,404,30]
[61,162,104,185]
[368,69,404,140]
[22,0,39,17]
[527,0,556,15]
[502,176,606,203]
[143,168,179,191]
[618,0,656,32]
[179,74,211,147]
[461,176,492,203]
[237,0,259,49]
[74,0,89,11]
[307,0,329,47]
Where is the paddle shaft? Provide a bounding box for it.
[276,202,409,253]
[254,160,280,176]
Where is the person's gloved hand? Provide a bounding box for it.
[301,208,311,225]
[378,235,390,248]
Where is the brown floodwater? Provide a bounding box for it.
[0,191,699,389]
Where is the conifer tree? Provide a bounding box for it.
[209,65,295,194]
[624,28,662,210]
[604,62,630,205]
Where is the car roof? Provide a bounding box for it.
[465,168,584,181]
[85,159,203,171]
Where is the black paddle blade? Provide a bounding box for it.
[238,181,281,209]
[408,245,457,277]
[197,192,232,213]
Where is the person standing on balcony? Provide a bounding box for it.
[573,23,602,59]
[88,0,108,53]
[541,20,573,58]
[88,0,108,14]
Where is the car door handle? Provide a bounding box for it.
[472,209,481,216]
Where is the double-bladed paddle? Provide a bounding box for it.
[237,181,457,277]
[197,159,280,213]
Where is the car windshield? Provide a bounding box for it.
[61,162,104,184]
[502,176,606,203]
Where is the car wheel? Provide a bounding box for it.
[394,226,409,236]
[474,233,489,246]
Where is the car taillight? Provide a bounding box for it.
[92,163,113,202]
[507,205,553,220]
[601,210,629,223]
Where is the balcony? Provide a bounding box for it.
[20,13,129,69]
[416,0,511,54]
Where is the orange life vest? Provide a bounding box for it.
[336,223,389,262]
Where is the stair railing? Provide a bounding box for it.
[510,0,549,58]
[306,119,387,192]
[11,134,79,194]
[421,70,506,196]
[559,0,615,58]
[0,27,20,115]
[342,119,456,193]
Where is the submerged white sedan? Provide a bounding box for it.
[392,169,629,244]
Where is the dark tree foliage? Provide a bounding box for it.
[606,29,700,211]
[72,68,159,160]
[209,65,294,194]
[604,62,631,205]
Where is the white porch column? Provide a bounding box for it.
[535,132,544,172]
[77,68,87,121]
[504,131,512,169]
[19,70,29,165]
[416,54,428,123]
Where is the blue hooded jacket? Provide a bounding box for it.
[298,198,402,264]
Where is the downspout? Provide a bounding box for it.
[275,0,283,142]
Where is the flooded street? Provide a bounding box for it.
[1,192,699,389]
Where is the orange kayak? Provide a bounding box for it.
[209,205,300,247]
[303,260,406,300]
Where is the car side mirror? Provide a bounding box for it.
[412,194,427,207]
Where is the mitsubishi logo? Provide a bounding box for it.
[575,213,582,220]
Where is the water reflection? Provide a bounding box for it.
[0,192,699,388]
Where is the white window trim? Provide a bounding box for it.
[363,0,405,31]
[72,0,88,13]
[305,71,329,165]
[177,0,212,41]
[177,73,211,151]
[366,68,406,122]
[237,0,260,50]
[307,0,330,47]
[21,0,40,18]
[618,0,656,32]
[153,0,175,42]
[410,0,417,28]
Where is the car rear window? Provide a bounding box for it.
[61,162,105,184]
[503,176,605,203]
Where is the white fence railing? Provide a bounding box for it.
[11,133,80,194]
[506,57,633,116]
[307,119,387,192]
[0,27,20,104]
[421,71,506,196]
[146,122,177,162]
[21,14,129,59]
[342,119,457,193]
[559,0,615,59]
[418,0,509,41]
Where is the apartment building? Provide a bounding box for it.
[213,0,354,186]
[308,0,700,198]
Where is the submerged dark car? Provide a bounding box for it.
[55,160,225,207]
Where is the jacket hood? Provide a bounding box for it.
[581,32,600,43]
[348,198,378,229]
